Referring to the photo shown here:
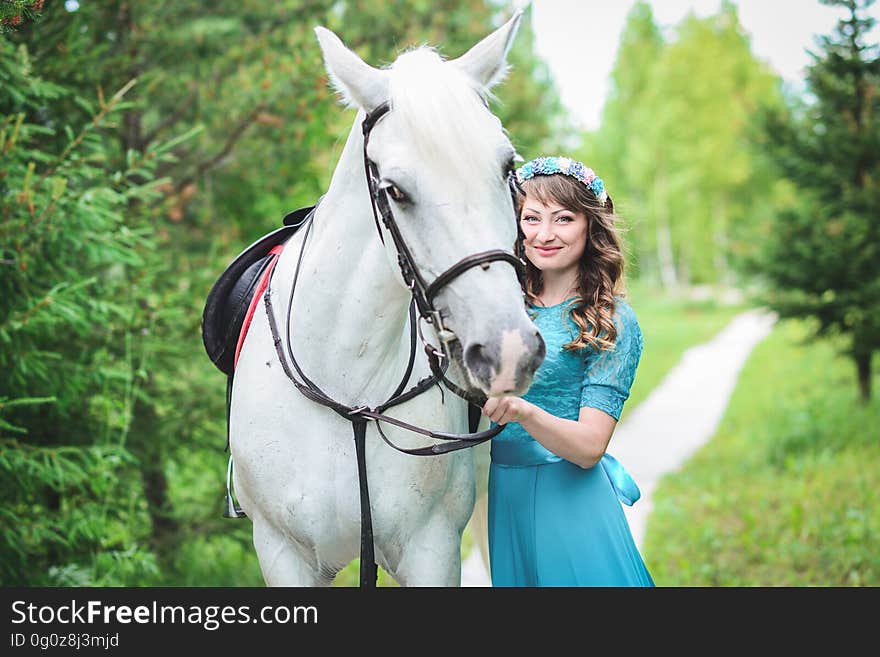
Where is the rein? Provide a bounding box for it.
[262,216,498,456]
[262,101,523,587]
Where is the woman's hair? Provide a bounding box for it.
[515,173,626,352]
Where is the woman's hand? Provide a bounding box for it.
[482,396,534,425]
[483,398,618,470]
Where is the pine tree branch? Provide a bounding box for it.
[35,78,138,190]
[142,85,201,146]
[171,101,267,194]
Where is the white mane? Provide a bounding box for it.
[387,47,507,196]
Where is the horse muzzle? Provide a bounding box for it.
[460,323,545,398]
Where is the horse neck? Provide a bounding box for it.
[275,113,415,405]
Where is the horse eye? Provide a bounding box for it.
[383,183,408,203]
[502,157,516,179]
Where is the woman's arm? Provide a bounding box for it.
[482,397,616,469]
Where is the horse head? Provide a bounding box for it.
[314,11,545,399]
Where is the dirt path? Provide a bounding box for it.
[461,307,778,586]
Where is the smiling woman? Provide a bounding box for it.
[519,199,589,296]
[514,156,619,351]
[482,154,653,587]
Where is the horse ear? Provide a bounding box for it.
[314,26,389,111]
[449,9,524,91]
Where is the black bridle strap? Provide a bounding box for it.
[372,418,497,457]
[425,345,485,410]
[362,103,391,247]
[425,250,525,305]
[391,300,419,401]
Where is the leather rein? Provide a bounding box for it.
[262,101,524,587]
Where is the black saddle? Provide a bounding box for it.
[201,205,316,376]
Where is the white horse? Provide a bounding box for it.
[229,10,544,586]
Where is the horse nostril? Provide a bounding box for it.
[464,343,494,380]
[527,330,546,372]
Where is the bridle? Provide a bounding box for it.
[360,101,527,405]
[261,100,525,587]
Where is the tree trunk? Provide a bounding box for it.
[854,351,872,403]
[713,198,732,288]
[129,399,181,555]
[656,218,677,290]
[655,175,677,290]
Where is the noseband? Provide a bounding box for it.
[259,101,525,586]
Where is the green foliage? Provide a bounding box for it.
[332,562,399,588]
[163,534,263,587]
[588,1,663,204]
[645,319,879,585]
[746,0,880,401]
[0,35,173,584]
[0,1,43,33]
[582,1,784,287]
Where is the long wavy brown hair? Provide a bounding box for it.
[515,173,627,352]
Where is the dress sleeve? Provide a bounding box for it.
[579,300,643,420]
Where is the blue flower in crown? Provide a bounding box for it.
[518,160,535,180]
[515,155,609,206]
[568,160,587,181]
[535,157,554,175]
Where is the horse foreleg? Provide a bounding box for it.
[393,516,463,587]
[251,517,332,587]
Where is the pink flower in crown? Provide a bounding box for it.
[583,168,596,185]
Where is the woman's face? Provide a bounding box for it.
[519,194,588,279]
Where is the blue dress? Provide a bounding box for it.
[488,297,654,587]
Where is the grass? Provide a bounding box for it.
[643,318,880,586]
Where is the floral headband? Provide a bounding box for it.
[515,156,608,206]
